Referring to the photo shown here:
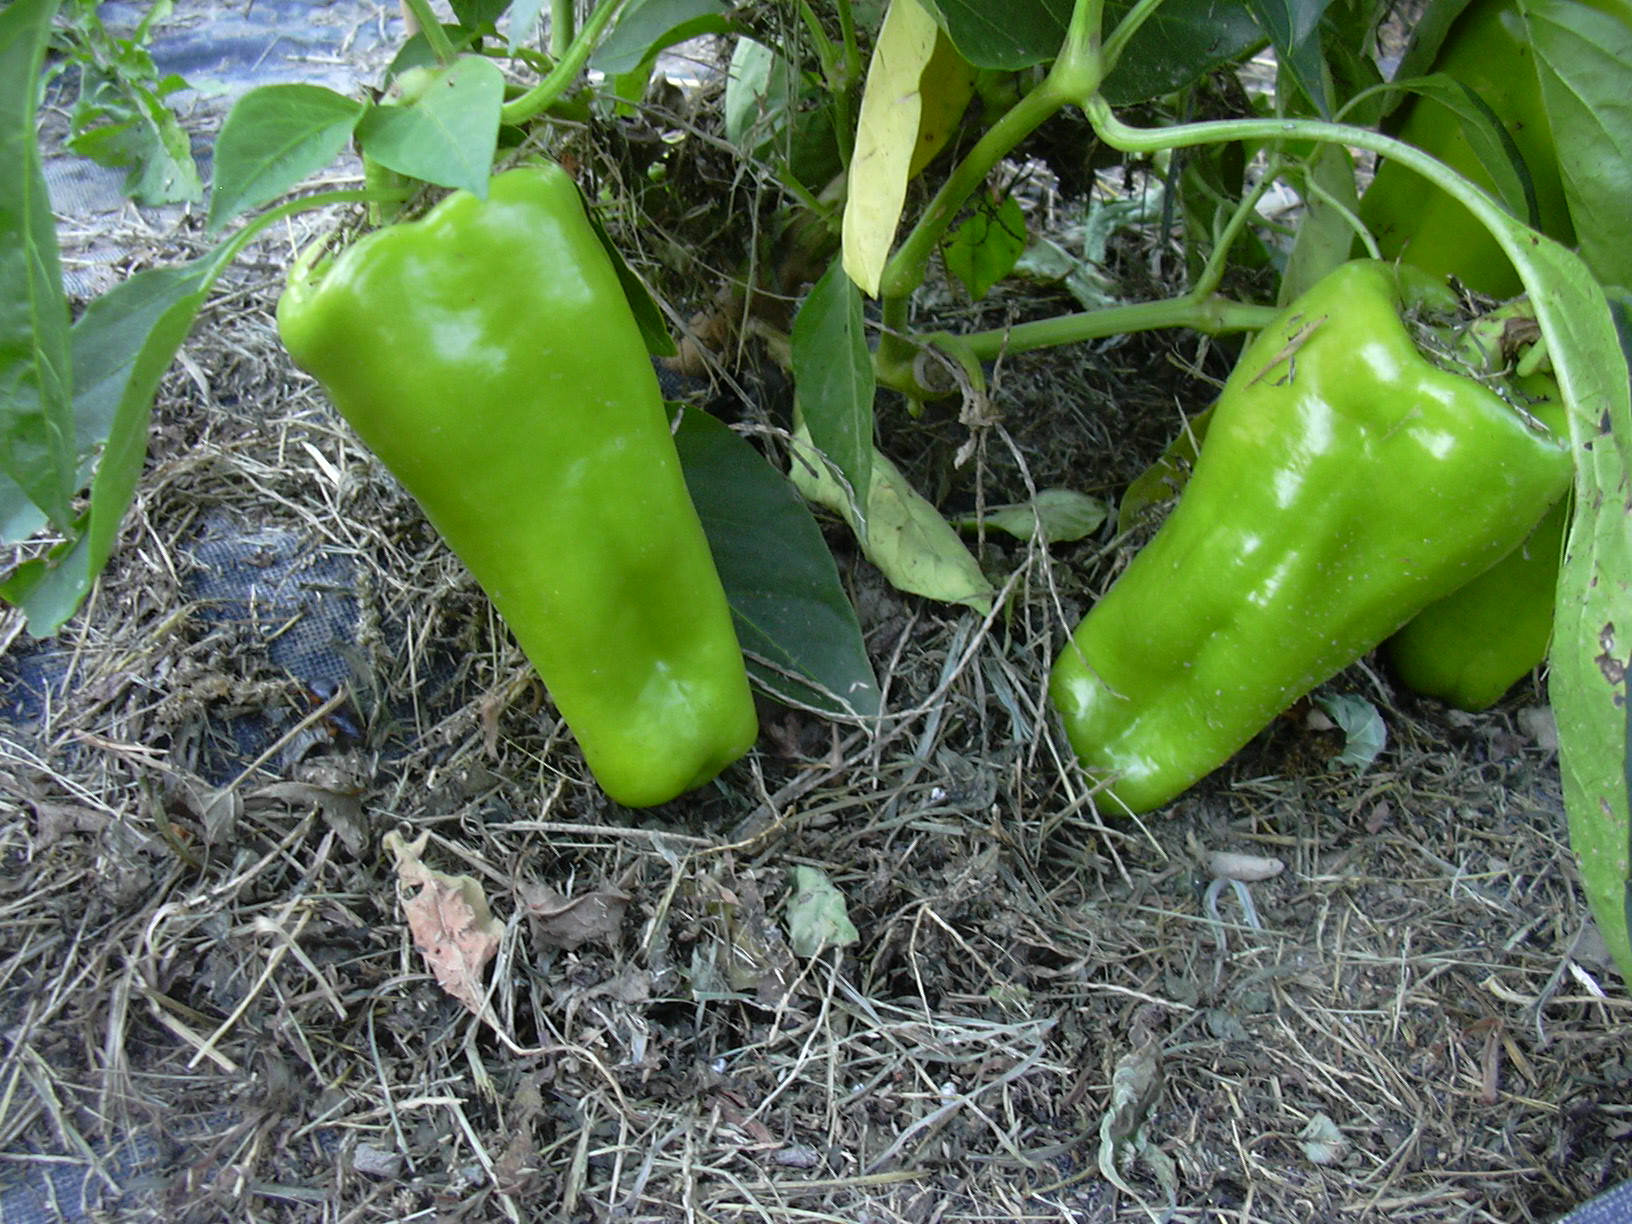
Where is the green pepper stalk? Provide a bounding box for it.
[1049,261,1572,813]
[277,164,759,807]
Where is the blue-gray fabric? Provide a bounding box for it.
[1557,1178,1632,1224]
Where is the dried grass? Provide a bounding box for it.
[2,29,1628,1224]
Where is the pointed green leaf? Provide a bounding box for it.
[1394,74,1538,227]
[1244,0,1335,116]
[953,488,1107,543]
[918,0,1071,69]
[791,423,994,614]
[793,258,875,538]
[591,0,731,76]
[674,409,881,718]
[3,246,235,635]
[355,55,504,198]
[724,37,793,156]
[208,85,366,232]
[1491,221,1632,983]
[1279,145,1359,305]
[1101,0,1266,105]
[0,0,75,534]
[1526,0,1632,290]
[584,202,679,358]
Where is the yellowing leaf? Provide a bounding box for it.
[843,0,937,296]
[786,866,859,957]
[791,423,995,613]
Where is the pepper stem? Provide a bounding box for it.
[502,0,631,126]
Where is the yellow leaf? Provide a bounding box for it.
[842,0,938,296]
[791,423,994,613]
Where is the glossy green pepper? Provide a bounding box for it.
[1359,0,1629,297]
[1049,261,1572,814]
[277,164,758,807]
[1384,307,1570,709]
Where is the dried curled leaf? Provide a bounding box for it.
[384,831,502,1014]
[519,880,629,951]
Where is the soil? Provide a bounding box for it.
[1,5,1627,1223]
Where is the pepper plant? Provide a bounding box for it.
[0,0,1628,972]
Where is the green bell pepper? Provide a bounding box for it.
[277,164,758,807]
[1359,0,1629,298]
[1383,307,1570,710]
[1050,261,1572,814]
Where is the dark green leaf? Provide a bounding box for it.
[584,203,679,358]
[1,246,236,635]
[383,24,481,83]
[1244,0,1335,115]
[450,0,510,30]
[792,258,874,539]
[918,0,1070,70]
[356,54,504,198]
[207,85,366,232]
[674,410,881,718]
[1527,0,1632,290]
[591,0,731,76]
[1101,0,1265,106]
[943,193,1027,300]
[1240,0,1331,114]
[68,76,202,204]
[1320,36,1387,129]
[0,0,75,534]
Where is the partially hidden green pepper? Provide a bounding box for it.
[1359,0,1631,297]
[277,164,758,807]
[1383,306,1570,710]
[1049,261,1572,814]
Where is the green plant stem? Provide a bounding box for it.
[1191,160,1280,298]
[551,0,575,58]
[502,0,629,126]
[401,0,455,65]
[1304,173,1379,259]
[958,295,1275,362]
[1083,99,1518,245]
[873,76,1074,385]
[874,0,1106,380]
[878,81,1068,303]
[1101,0,1167,74]
[363,155,405,227]
[228,190,403,270]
